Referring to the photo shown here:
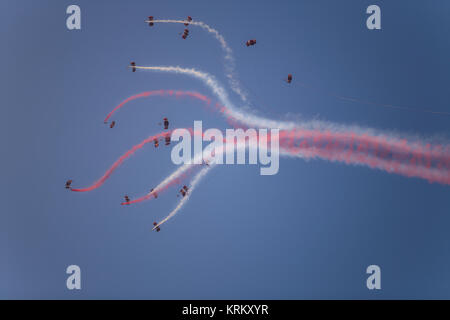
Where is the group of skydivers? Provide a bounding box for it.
[66,16,293,232]
[142,16,293,83]
[64,109,193,231]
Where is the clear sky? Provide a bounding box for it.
[1,0,450,299]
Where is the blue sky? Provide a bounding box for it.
[1,0,450,299]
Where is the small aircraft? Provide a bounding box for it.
[163,117,169,130]
[152,222,161,232]
[246,39,256,47]
[124,195,130,204]
[184,16,192,26]
[165,134,171,146]
[148,16,154,27]
[150,188,158,199]
[130,61,136,72]
[65,180,72,189]
[286,74,293,84]
[110,121,116,128]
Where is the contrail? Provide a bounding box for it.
[146,19,247,103]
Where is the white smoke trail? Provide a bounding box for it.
[154,164,213,229]
[133,65,450,144]
[134,65,298,130]
[147,19,248,103]
[133,64,450,228]
[152,142,263,228]
[145,148,209,202]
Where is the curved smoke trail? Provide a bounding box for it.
[101,89,450,186]
[147,19,247,103]
[71,130,174,192]
[73,90,213,193]
[132,65,450,185]
[149,19,450,117]
[104,89,212,123]
[154,165,213,229]
[132,65,296,129]
[153,142,255,228]
[121,163,200,205]
[70,18,450,230]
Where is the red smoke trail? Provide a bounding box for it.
[108,91,450,184]
[71,91,214,193]
[103,90,212,123]
[91,91,449,194]
[278,129,450,185]
[71,130,175,192]
[71,128,207,196]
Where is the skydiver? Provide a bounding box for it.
[184,16,192,26]
[286,74,293,84]
[165,134,171,146]
[246,39,256,47]
[152,222,161,232]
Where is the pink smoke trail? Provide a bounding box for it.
[103,89,211,123]
[102,91,450,185]
[71,130,174,192]
[278,129,450,184]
